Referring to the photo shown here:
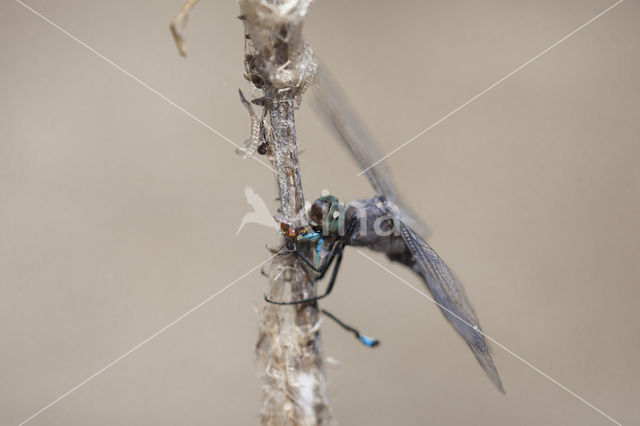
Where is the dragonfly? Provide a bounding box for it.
[264,67,504,392]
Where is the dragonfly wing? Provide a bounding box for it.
[397,220,504,392]
[311,66,429,236]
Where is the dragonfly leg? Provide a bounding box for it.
[294,240,342,278]
[315,243,343,280]
[291,212,357,274]
[263,215,357,305]
[267,241,293,255]
[302,213,356,278]
[264,252,343,305]
[321,309,379,348]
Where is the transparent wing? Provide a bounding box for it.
[397,220,504,392]
[311,66,428,236]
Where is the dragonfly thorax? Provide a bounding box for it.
[309,194,346,236]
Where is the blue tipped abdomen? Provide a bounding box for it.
[359,335,380,347]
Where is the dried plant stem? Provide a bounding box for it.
[237,1,328,424]
[257,94,331,425]
[170,0,327,422]
[169,0,200,57]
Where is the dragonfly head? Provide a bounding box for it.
[309,194,345,236]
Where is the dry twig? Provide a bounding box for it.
[237,1,327,424]
[170,1,328,424]
[170,0,200,57]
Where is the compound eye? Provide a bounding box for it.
[310,201,324,226]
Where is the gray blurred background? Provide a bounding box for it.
[2,0,639,425]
